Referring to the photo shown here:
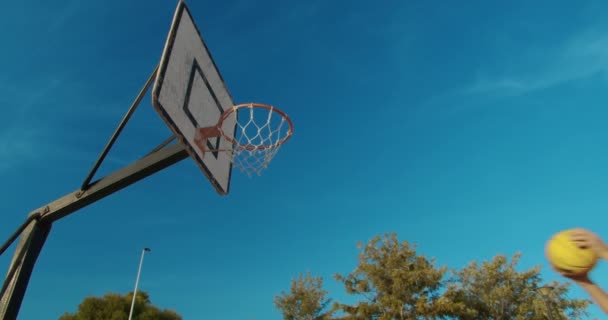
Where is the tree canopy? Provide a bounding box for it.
[59,291,181,320]
[275,233,590,320]
[445,253,589,319]
[274,271,333,320]
[332,233,460,319]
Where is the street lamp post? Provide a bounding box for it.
[128,247,151,320]
[537,285,555,320]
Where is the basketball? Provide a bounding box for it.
[545,229,598,276]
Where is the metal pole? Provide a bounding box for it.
[0,221,52,319]
[0,213,41,257]
[128,247,151,320]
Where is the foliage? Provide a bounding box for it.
[275,233,591,320]
[332,233,462,319]
[445,253,590,320]
[59,291,181,320]
[274,271,333,320]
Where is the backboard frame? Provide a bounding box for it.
[152,0,236,195]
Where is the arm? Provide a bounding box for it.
[566,229,608,313]
[575,278,608,314]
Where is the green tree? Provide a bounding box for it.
[274,271,333,320]
[275,233,592,320]
[332,233,462,319]
[445,253,590,320]
[59,291,181,320]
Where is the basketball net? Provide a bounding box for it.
[194,103,293,177]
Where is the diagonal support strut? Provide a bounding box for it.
[81,64,159,191]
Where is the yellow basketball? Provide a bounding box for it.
[545,229,598,276]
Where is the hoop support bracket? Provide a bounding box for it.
[194,126,222,154]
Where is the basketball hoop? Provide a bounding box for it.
[194,103,294,176]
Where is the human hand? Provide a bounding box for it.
[550,264,592,285]
[570,228,608,260]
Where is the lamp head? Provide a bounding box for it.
[537,285,554,297]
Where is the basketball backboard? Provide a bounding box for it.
[152,0,236,195]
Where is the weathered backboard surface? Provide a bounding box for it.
[152,1,235,195]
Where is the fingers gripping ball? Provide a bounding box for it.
[546,229,598,276]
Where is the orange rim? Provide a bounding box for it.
[216,103,294,151]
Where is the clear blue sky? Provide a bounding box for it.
[2,0,608,318]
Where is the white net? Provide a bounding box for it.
[222,104,292,176]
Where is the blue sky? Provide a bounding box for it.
[2,0,608,318]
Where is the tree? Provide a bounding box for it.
[444,253,590,320]
[274,271,333,320]
[59,291,181,320]
[332,233,462,319]
[275,233,591,320]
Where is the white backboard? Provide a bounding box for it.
[152,1,236,195]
